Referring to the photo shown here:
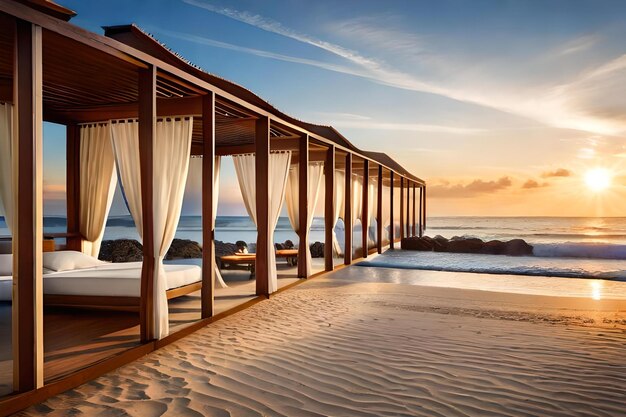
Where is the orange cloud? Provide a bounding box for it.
[429,176,513,198]
[541,168,571,178]
[522,179,549,189]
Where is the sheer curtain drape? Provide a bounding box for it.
[79,123,117,258]
[351,175,363,251]
[233,151,292,293]
[285,161,324,276]
[0,103,13,235]
[332,170,345,256]
[212,156,227,287]
[111,117,193,339]
[367,176,377,248]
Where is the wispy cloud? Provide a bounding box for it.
[428,177,513,198]
[557,34,600,56]
[328,120,484,135]
[182,0,626,136]
[541,168,572,178]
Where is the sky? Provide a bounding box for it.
[38,0,626,217]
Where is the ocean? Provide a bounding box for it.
[1,216,625,280]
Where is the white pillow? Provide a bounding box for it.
[0,254,11,276]
[43,251,106,272]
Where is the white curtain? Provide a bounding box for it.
[382,184,391,243]
[79,123,117,258]
[233,151,292,293]
[351,175,363,250]
[210,156,226,288]
[111,121,143,237]
[367,176,378,248]
[285,161,324,276]
[332,170,345,256]
[0,103,13,235]
[111,117,193,339]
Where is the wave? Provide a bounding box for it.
[533,243,626,260]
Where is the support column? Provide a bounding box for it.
[201,93,215,318]
[255,117,271,296]
[344,153,352,265]
[324,145,335,272]
[389,171,394,249]
[376,165,383,254]
[139,65,156,342]
[361,159,368,258]
[406,181,411,237]
[411,183,417,236]
[65,123,81,251]
[297,135,309,278]
[13,20,44,391]
[422,186,427,235]
[400,177,405,241]
[418,186,423,238]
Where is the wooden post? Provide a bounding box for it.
[139,65,156,342]
[406,181,411,238]
[389,171,394,249]
[344,153,352,265]
[201,92,215,318]
[65,123,81,251]
[400,177,405,241]
[297,135,309,278]
[376,165,383,254]
[422,186,426,233]
[324,146,334,272]
[361,159,368,258]
[418,186,423,238]
[255,117,270,296]
[411,183,417,236]
[13,20,44,391]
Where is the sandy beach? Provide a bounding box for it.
[17,266,626,417]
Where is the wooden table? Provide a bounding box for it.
[276,248,298,266]
[218,254,256,278]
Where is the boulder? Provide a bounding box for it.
[99,239,143,263]
[215,241,239,257]
[432,235,449,252]
[165,239,202,260]
[480,240,506,255]
[503,239,533,256]
[447,237,484,253]
[401,237,434,251]
[310,241,324,258]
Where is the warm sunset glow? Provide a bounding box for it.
[584,168,612,192]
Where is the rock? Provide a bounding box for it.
[447,237,484,253]
[480,240,506,255]
[503,239,533,256]
[310,241,324,258]
[215,241,239,257]
[275,240,295,250]
[165,239,202,260]
[401,237,434,251]
[99,239,143,263]
[432,235,449,252]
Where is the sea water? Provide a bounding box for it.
[2,216,626,280]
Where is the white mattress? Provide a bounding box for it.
[0,263,202,300]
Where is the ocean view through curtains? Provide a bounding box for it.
[332,170,345,256]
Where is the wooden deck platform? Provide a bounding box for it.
[0,260,324,397]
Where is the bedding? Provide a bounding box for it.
[43,250,107,272]
[0,262,202,301]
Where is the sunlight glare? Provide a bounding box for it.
[584,168,612,192]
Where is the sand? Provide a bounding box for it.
[17,266,626,417]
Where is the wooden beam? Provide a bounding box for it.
[297,135,309,278]
[255,117,270,296]
[324,146,335,272]
[13,19,44,392]
[389,171,394,249]
[400,177,405,241]
[406,180,411,238]
[422,186,427,235]
[344,153,352,265]
[201,92,215,318]
[138,65,156,342]
[0,77,12,103]
[361,159,369,259]
[376,165,383,254]
[65,123,82,251]
[418,186,423,238]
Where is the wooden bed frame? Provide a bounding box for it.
[43,281,203,311]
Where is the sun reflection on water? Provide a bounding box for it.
[590,280,603,300]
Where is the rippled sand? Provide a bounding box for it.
[18,267,626,417]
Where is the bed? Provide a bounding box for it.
[0,252,202,309]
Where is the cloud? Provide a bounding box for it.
[328,119,484,135]
[182,1,626,136]
[428,176,513,198]
[522,179,549,189]
[557,34,600,56]
[541,168,571,178]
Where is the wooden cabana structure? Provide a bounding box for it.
[0,0,426,413]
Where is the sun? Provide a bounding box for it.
[584,168,612,192]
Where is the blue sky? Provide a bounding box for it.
[40,0,626,216]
